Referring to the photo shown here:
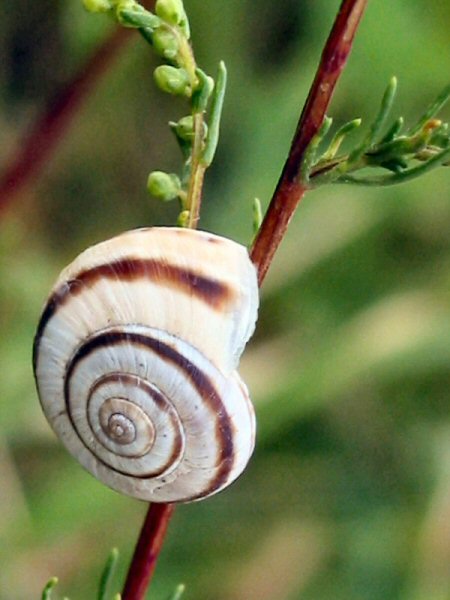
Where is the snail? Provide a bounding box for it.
[33,227,259,503]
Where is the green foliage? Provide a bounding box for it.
[97,548,120,600]
[166,584,185,600]
[82,0,227,226]
[252,198,263,241]
[40,550,184,600]
[199,62,227,167]
[304,79,450,188]
[39,549,120,600]
[41,578,60,600]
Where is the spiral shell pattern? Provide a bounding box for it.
[33,227,258,502]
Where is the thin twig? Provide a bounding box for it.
[250,0,369,285]
[0,28,130,214]
[0,0,157,215]
[186,111,207,228]
[122,503,175,600]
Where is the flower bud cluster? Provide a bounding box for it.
[82,0,225,225]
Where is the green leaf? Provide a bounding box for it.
[347,76,397,164]
[42,577,59,600]
[300,116,333,183]
[309,75,449,189]
[252,198,263,244]
[200,61,227,167]
[166,583,186,600]
[116,4,161,29]
[191,68,215,114]
[366,134,428,165]
[97,547,119,600]
[252,197,263,239]
[379,116,404,144]
[337,145,450,186]
[408,83,450,135]
[321,118,361,160]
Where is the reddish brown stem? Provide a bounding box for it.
[0,0,156,216]
[120,5,369,597]
[250,0,369,286]
[122,503,175,600]
[0,27,131,214]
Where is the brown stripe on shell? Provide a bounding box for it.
[32,279,83,373]
[86,373,184,470]
[64,330,235,499]
[33,257,234,372]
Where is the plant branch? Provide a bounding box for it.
[0,28,130,216]
[186,110,207,227]
[250,0,369,285]
[122,503,175,600]
[334,144,450,186]
[0,0,158,217]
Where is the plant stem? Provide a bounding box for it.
[0,29,131,215]
[120,5,369,597]
[0,0,156,216]
[122,503,175,600]
[121,92,207,600]
[250,0,369,286]
[186,112,207,228]
[122,18,206,589]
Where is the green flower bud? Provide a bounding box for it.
[177,210,190,227]
[175,115,194,140]
[155,0,184,24]
[116,2,161,29]
[82,0,112,13]
[155,0,190,37]
[147,171,181,201]
[152,27,180,61]
[174,115,208,142]
[154,65,191,96]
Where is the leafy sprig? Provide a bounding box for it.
[300,78,450,188]
[98,547,120,600]
[41,577,64,600]
[83,0,227,228]
[40,547,184,599]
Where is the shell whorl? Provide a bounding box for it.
[33,227,258,503]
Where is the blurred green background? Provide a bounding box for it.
[1,1,449,599]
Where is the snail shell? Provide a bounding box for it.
[33,227,258,503]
